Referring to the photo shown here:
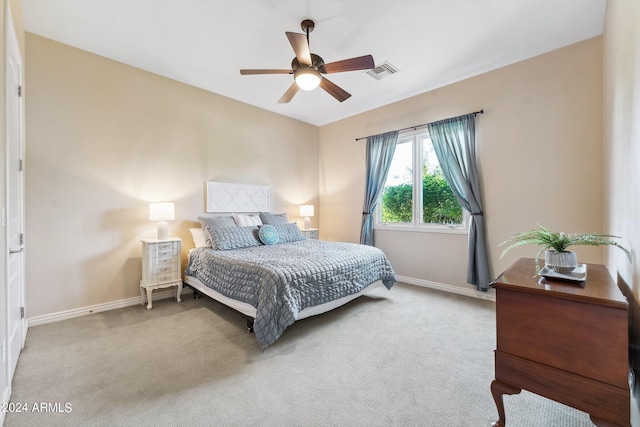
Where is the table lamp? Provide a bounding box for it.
[299,204,314,230]
[149,202,175,240]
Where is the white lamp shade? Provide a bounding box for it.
[299,205,314,217]
[149,202,175,221]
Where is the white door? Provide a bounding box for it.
[5,6,25,380]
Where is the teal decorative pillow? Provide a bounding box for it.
[258,225,280,245]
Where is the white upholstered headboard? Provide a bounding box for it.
[206,181,271,213]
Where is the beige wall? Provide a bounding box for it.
[603,0,640,300]
[25,30,608,312]
[320,37,604,292]
[25,34,319,318]
[603,3,640,419]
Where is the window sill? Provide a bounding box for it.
[374,224,468,235]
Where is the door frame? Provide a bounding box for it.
[4,3,26,379]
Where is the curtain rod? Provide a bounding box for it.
[354,109,484,141]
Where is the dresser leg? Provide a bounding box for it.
[176,281,183,303]
[140,286,145,305]
[146,287,153,310]
[491,380,521,427]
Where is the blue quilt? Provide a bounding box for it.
[185,239,396,349]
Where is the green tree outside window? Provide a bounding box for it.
[381,169,462,224]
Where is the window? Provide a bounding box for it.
[376,130,467,233]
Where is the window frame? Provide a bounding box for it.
[374,129,468,235]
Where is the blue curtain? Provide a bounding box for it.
[427,114,491,290]
[360,131,399,246]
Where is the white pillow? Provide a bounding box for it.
[232,213,262,227]
[189,228,208,248]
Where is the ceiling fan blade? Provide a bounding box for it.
[319,77,351,102]
[322,55,375,74]
[240,69,292,75]
[278,82,300,104]
[286,32,312,66]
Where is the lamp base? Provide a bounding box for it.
[157,221,169,240]
[304,217,311,230]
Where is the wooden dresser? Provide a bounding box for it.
[490,258,630,426]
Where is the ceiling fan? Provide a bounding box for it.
[240,19,374,103]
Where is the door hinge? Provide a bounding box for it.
[18,85,22,97]
[19,233,24,246]
[18,159,23,171]
[20,307,24,319]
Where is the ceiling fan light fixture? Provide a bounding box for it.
[294,68,321,91]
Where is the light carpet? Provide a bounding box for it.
[5,283,594,426]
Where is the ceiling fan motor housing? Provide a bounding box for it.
[291,54,325,73]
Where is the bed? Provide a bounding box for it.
[183,182,396,349]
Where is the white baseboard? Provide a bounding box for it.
[28,277,492,328]
[27,288,192,328]
[395,275,495,302]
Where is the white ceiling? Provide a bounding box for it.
[22,0,606,126]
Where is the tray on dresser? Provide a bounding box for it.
[539,263,587,282]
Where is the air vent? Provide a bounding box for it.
[366,61,400,80]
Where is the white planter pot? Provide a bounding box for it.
[545,250,578,274]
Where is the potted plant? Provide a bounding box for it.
[500,225,631,274]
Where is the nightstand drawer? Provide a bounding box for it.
[154,256,175,266]
[302,229,319,240]
[149,244,178,257]
[154,263,176,274]
[156,248,175,257]
[155,272,179,283]
[157,242,174,251]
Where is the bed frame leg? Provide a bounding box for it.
[186,283,254,333]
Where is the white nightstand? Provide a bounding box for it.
[140,238,182,309]
[301,228,319,240]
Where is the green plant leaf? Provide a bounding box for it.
[498,225,632,265]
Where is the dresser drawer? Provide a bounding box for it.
[157,241,174,250]
[154,263,176,274]
[150,243,178,256]
[154,255,176,266]
[302,229,319,240]
[156,248,175,258]
[154,271,179,283]
[496,287,628,387]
